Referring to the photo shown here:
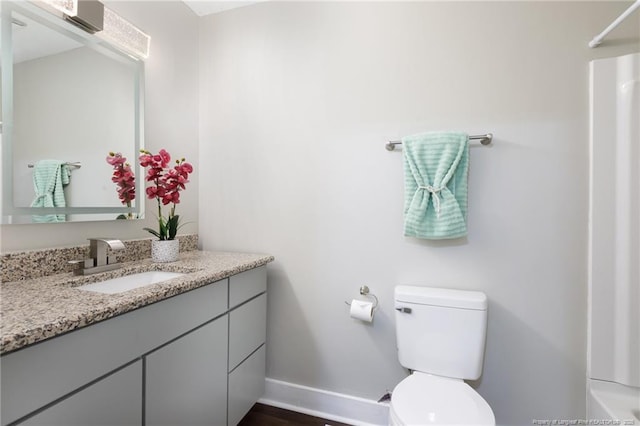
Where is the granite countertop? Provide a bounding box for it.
[0,251,274,355]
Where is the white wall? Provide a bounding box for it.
[198,2,640,424]
[0,1,199,251]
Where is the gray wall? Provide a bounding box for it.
[0,1,200,250]
[197,2,640,424]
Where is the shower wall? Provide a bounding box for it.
[588,52,640,418]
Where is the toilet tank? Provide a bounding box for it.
[394,285,488,380]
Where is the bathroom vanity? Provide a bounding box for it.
[0,250,273,426]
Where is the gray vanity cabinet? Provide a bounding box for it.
[1,265,268,426]
[145,316,228,426]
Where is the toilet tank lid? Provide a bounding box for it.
[395,286,487,310]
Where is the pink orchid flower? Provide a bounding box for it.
[106,152,136,217]
[139,149,194,240]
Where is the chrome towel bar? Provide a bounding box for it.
[28,162,82,169]
[385,133,493,151]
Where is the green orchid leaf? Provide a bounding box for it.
[143,227,162,239]
[167,215,180,240]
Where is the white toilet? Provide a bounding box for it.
[389,285,495,425]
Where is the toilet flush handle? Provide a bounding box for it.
[395,307,412,314]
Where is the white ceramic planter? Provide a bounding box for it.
[151,239,179,263]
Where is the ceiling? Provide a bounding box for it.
[182,1,261,16]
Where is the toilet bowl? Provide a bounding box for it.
[389,372,494,425]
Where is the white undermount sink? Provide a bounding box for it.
[77,271,185,294]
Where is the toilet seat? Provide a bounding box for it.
[389,372,495,425]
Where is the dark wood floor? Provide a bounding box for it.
[238,403,353,426]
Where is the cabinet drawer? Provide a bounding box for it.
[229,266,266,308]
[228,293,267,372]
[228,345,266,426]
[1,279,227,426]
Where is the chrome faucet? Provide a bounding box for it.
[69,238,126,275]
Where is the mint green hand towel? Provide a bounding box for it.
[403,131,469,239]
[31,160,71,223]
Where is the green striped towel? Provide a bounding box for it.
[31,160,71,223]
[403,131,469,239]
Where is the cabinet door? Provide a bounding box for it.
[146,316,228,426]
[22,361,142,426]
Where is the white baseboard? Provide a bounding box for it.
[259,378,390,426]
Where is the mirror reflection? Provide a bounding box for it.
[1,2,144,223]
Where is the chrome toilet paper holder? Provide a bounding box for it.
[345,285,379,310]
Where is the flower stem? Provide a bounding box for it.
[157,198,164,240]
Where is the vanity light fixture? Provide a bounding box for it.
[40,0,78,17]
[36,0,150,60]
[97,6,150,59]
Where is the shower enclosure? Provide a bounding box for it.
[588,52,639,421]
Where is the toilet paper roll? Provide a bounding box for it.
[350,300,374,322]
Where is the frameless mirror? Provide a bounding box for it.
[0,1,144,223]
